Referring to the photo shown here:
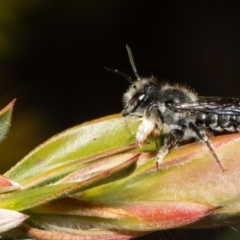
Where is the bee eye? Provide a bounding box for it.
[129,93,145,108]
[165,100,174,107]
[138,93,145,101]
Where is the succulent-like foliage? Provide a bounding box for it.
[1,101,240,239]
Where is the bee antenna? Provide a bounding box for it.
[105,67,134,84]
[126,45,140,79]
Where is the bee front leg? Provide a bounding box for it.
[156,129,184,169]
[136,104,163,147]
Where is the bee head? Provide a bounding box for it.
[122,45,159,116]
[123,77,159,116]
[106,45,159,117]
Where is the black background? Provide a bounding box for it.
[0,1,240,239]
[3,1,240,129]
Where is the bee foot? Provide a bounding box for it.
[156,146,169,170]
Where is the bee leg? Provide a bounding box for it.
[189,122,227,172]
[136,104,163,147]
[156,129,184,170]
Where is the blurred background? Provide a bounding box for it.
[0,1,240,239]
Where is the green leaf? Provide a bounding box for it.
[72,133,240,228]
[0,99,15,143]
[4,113,240,238]
[29,197,219,232]
[0,153,138,211]
[4,114,145,188]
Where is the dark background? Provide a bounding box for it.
[0,1,240,239]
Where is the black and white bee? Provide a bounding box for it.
[107,45,240,172]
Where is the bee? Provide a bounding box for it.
[106,45,240,172]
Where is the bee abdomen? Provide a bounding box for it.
[196,113,240,132]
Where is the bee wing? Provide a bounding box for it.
[173,96,240,115]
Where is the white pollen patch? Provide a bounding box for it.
[139,94,145,101]
[136,118,156,146]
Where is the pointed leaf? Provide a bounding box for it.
[0,153,138,211]
[0,208,28,234]
[4,114,144,187]
[30,198,219,232]
[0,99,16,143]
[4,113,240,237]
[22,224,133,240]
[0,174,22,193]
[75,133,240,228]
